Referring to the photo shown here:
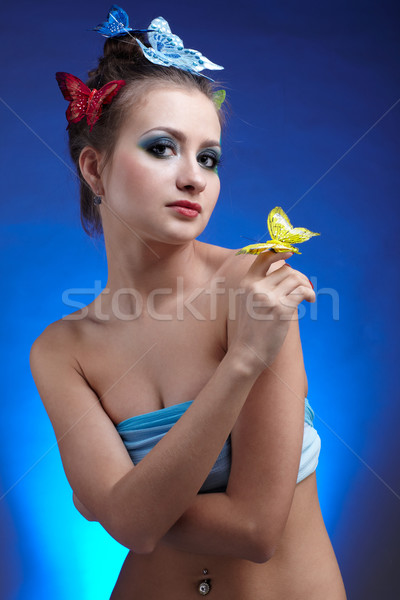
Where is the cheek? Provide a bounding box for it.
[209,177,220,206]
[109,152,157,198]
[118,153,144,184]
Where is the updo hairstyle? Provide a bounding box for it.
[66,33,225,237]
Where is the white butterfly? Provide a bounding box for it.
[135,17,223,78]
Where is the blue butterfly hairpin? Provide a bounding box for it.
[135,17,224,79]
[91,4,151,38]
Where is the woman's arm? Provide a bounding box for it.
[30,325,259,555]
[73,492,97,521]
[31,250,312,557]
[74,313,305,563]
[161,309,307,563]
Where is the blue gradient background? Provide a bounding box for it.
[1,1,399,598]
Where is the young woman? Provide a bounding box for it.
[30,12,346,599]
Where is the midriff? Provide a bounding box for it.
[110,472,347,600]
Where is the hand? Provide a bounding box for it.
[230,251,315,372]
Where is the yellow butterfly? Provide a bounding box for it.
[236,206,320,255]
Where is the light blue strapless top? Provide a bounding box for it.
[116,398,321,494]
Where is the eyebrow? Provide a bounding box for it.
[141,126,221,149]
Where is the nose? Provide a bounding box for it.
[176,157,206,194]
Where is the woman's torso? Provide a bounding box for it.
[110,472,344,600]
[63,243,346,599]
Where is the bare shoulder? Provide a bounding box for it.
[30,317,74,351]
[29,317,84,377]
[29,316,135,528]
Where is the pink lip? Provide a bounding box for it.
[167,200,202,213]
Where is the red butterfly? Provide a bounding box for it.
[55,72,126,131]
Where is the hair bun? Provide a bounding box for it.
[103,34,144,59]
[87,33,148,83]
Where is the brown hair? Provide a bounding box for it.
[65,33,226,237]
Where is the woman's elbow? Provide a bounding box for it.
[73,493,98,522]
[244,521,278,564]
[120,532,159,555]
[107,512,158,555]
[248,541,276,564]
[117,534,156,555]
[246,537,276,564]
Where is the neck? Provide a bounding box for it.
[98,234,210,319]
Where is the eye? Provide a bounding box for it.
[197,150,221,170]
[145,137,177,158]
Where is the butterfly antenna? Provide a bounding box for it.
[239,235,261,242]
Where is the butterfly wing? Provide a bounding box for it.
[91,4,134,37]
[55,72,91,126]
[268,206,294,241]
[142,16,223,75]
[136,38,180,67]
[87,80,126,130]
[147,17,180,44]
[268,206,320,244]
[179,48,224,72]
[137,18,180,66]
[236,241,300,255]
[213,90,226,109]
[136,39,223,74]
[282,226,320,243]
[146,17,185,54]
[236,205,320,255]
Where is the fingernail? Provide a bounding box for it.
[308,279,314,289]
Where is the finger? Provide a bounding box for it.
[279,279,316,304]
[259,257,313,288]
[287,286,316,304]
[246,250,293,278]
[270,269,315,300]
[265,266,315,298]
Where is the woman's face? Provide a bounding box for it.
[100,86,222,246]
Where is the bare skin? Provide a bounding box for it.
[30,87,346,598]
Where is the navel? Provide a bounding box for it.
[197,568,212,595]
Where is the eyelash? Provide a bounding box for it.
[145,138,222,171]
[198,151,222,171]
[146,138,176,157]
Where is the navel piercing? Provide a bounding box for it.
[198,568,211,595]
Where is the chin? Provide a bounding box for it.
[162,220,209,242]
